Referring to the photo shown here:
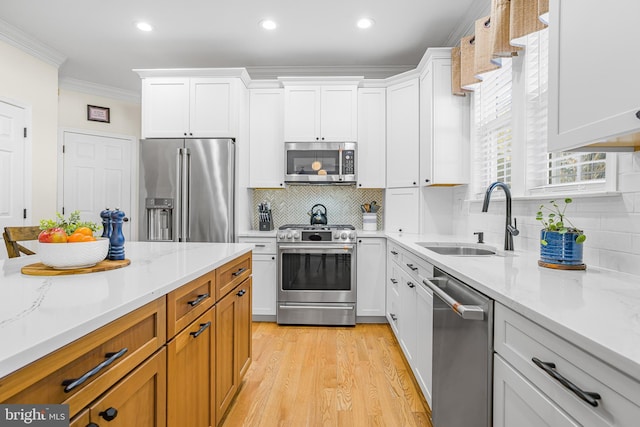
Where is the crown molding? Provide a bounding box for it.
[133,67,252,87]
[0,18,66,67]
[246,65,412,81]
[58,77,140,103]
[444,0,492,47]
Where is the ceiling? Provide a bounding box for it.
[0,0,487,96]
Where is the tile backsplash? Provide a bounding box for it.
[252,186,384,230]
[452,152,640,276]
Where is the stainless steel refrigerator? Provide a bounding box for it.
[139,138,235,243]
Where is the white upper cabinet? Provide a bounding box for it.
[357,87,386,188]
[548,0,640,151]
[141,76,239,138]
[386,77,420,188]
[385,187,420,233]
[248,88,284,188]
[283,84,358,142]
[420,49,469,186]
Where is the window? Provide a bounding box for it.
[524,28,608,194]
[472,58,513,198]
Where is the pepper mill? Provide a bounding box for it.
[108,209,126,260]
[100,208,112,238]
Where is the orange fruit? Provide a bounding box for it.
[67,233,86,243]
[74,226,94,236]
[82,235,96,242]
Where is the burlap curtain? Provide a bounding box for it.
[451,0,550,94]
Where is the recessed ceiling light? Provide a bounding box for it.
[357,18,374,29]
[136,22,153,32]
[260,19,277,30]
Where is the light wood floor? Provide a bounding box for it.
[220,322,432,427]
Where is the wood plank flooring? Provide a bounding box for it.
[220,322,432,427]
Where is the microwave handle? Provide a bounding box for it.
[338,145,343,181]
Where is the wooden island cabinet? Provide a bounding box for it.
[0,250,253,427]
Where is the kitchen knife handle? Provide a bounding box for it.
[62,348,128,393]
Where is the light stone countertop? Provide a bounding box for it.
[0,241,253,379]
[386,232,640,382]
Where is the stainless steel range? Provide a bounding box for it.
[277,224,357,326]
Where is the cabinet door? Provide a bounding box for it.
[89,348,166,427]
[215,290,239,425]
[386,78,420,188]
[414,282,433,406]
[320,86,358,141]
[548,1,640,151]
[236,278,252,379]
[356,237,386,317]
[494,355,579,427]
[167,308,215,427]
[384,187,420,233]
[142,78,190,138]
[397,270,417,364]
[252,254,277,316]
[357,88,386,188]
[189,78,236,138]
[284,86,321,141]
[249,89,285,188]
[386,261,401,336]
[419,52,469,186]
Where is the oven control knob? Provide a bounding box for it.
[278,232,286,240]
[349,232,356,239]
[293,231,300,240]
[340,232,348,240]
[286,232,293,239]
[334,232,340,239]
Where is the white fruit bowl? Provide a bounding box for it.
[38,238,109,269]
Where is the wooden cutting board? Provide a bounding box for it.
[22,259,131,276]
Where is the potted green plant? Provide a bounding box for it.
[536,198,586,268]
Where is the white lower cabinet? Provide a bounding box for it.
[238,236,276,317]
[385,241,433,405]
[494,303,640,426]
[356,237,386,318]
[494,354,579,427]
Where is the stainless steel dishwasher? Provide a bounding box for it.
[422,267,493,427]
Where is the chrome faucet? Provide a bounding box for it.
[481,182,519,251]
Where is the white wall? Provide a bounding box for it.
[453,152,640,276]
[58,89,140,138]
[0,40,58,223]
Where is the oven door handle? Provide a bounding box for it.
[278,245,354,253]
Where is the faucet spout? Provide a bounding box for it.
[481,182,518,251]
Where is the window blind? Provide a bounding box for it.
[472,58,513,198]
[524,28,606,193]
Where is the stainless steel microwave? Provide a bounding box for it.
[284,142,356,184]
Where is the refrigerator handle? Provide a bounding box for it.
[176,148,183,242]
[184,147,191,241]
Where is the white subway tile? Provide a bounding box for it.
[618,172,640,193]
[598,250,640,276]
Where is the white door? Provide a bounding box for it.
[0,101,27,239]
[62,131,133,238]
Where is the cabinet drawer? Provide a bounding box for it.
[388,242,402,264]
[401,251,433,281]
[215,252,252,301]
[495,303,640,426]
[0,298,166,418]
[167,270,215,338]
[238,237,276,254]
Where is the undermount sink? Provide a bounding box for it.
[416,242,497,256]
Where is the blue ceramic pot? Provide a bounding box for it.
[540,230,583,265]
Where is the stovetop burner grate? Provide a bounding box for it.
[279,224,355,231]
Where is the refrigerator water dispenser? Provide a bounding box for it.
[146,198,173,241]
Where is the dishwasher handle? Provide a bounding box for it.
[422,278,485,321]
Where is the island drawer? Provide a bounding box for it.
[494,303,640,426]
[215,251,252,301]
[167,270,215,338]
[0,297,166,419]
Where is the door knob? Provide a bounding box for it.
[99,407,118,421]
